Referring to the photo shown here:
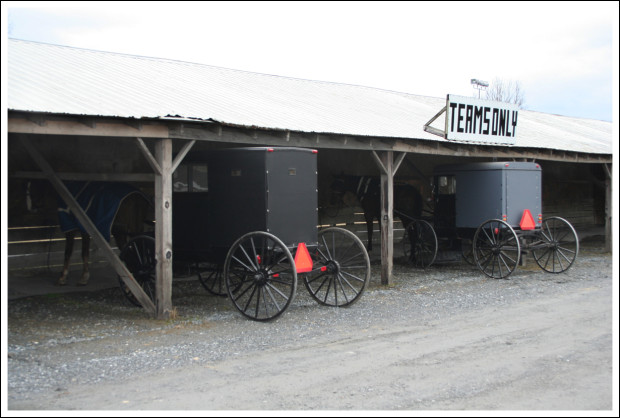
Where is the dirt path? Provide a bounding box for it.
[8,261,613,411]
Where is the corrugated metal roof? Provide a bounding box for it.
[7,39,612,155]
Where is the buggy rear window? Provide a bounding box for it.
[437,175,456,195]
[173,164,208,192]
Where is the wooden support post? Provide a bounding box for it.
[20,136,156,315]
[154,139,174,319]
[136,138,194,319]
[604,163,612,253]
[381,153,394,286]
[372,150,402,286]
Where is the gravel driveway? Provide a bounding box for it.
[6,237,615,411]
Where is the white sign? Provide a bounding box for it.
[445,94,518,144]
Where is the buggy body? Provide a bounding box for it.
[402,161,579,279]
[119,147,371,321]
[433,161,542,232]
[173,147,318,262]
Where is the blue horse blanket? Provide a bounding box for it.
[57,181,143,242]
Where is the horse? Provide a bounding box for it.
[330,174,423,252]
[55,181,153,286]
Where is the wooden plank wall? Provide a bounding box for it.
[318,204,407,248]
[540,161,606,229]
[7,225,118,277]
[542,180,600,228]
[8,202,406,279]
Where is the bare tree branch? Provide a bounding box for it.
[485,78,525,108]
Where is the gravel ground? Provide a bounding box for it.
[5,236,616,411]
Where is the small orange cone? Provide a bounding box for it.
[520,209,536,230]
[294,242,313,273]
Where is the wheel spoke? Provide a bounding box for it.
[497,253,512,276]
[305,271,329,284]
[541,250,553,271]
[197,264,227,297]
[232,276,256,300]
[482,227,496,246]
[320,233,334,261]
[557,245,577,260]
[265,280,292,300]
[340,269,367,284]
[537,247,554,271]
[240,241,259,271]
[322,277,334,304]
[263,284,283,315]
[337,272,359,299]
[554,250,564,273]
[478,248,495,269]
[239,283,258,313]
[231,253,257,274]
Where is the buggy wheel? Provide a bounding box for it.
[118,235,156,307]
[532,217,579,273]
[473,220,521,279]
[197,263,227,297]
[402,220,438,268]
[303,227,370,307]
[224,231,297,321]
[461,239,475,265]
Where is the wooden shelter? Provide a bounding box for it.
[7,39,613,319]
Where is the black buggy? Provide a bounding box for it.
[118,147,371,321]
[403,161,579,279]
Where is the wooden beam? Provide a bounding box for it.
[124,120,143,131]
[79,119,97,129]
[376,151,395,286]
[167,122,611,163]
[25,114,47,127]
[135,137,163,176]
[9,116,168,138]
[136,136,180,319]
[19,136,157,315]
[12,171,155,182]
[371,150,388,175]
[393,152,407,175]
[171,140,196,174]
[604,163,612,253]
[8,114,610,164]
[154,139,174,320]
[371,150,407,285]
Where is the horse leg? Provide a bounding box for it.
[402,218,416,262]
[57,231,76,286]
[365,215,374,252]
[77,233,91,286]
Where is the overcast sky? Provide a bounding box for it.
[4,1,618,122]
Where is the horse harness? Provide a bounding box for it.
[356,176,378,204]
